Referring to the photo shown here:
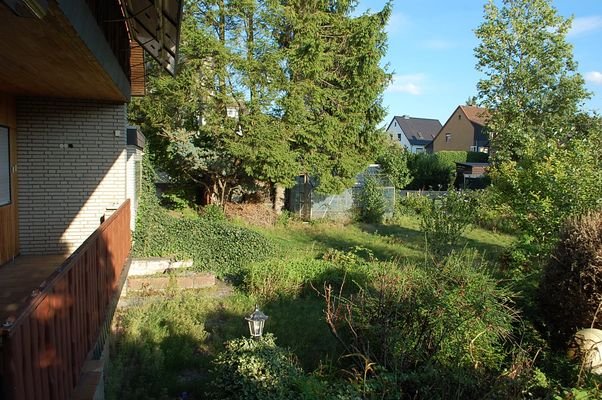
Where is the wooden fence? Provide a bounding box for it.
[0,200,131,400]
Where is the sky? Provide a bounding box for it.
[354,0,602,126]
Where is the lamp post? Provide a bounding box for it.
[245,305,268,339]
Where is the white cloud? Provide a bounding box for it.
[421,39,456,50]
[387,74,425,95]
[386,13,411,34]
[585,71,602,85]
[569,16,602,37]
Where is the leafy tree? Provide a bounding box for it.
[474,0,602,254]
[356,176,386,223]
[376,137,411,189]
[277,0,391,194]
[475,0,589,164]
[131,1,391,207]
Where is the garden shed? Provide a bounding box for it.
[288,164,395,221]
[455,162,490,189]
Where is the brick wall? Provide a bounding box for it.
[16,98,127,254]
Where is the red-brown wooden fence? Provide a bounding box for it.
[0,200,131,400]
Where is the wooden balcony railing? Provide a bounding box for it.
[0,200,131,400]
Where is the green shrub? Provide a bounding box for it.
[472,187,518,234]
[407,153,454,190]
[201,203,227,221]
[540,210,602,348]
[355,176,386,223]
[134,155,274,281]
[406,151,488,190]
[209,334,304,400]
[323,250,515,399]
[419,189,477,259]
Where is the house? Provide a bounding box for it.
[385,115,442,153]
[0,1,182,399]
[429,105,490,153]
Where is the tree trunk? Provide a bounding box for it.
[273,184,286,214]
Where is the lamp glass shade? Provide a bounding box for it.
[245,306,268,338]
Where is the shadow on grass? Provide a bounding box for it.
[358,222,511,262]
[299,225,423,262]
[108,290,343,400]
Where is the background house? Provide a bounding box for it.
[385,115,442,153]
[0,1,182,399]
[428,105,490,153]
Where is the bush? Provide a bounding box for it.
[134,155,274,281]
[472,187,518,234]
[209,334,304,400]
[406,151,488,190]
[323,250,516,399]
[200,203,227,221]
[419,189,477,259]
[355,176,386,223]
[540,210,602,348]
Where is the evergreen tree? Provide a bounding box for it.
[278,0,391,194]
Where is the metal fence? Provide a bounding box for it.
[289,165,396,221]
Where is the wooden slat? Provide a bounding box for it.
[130,41,146,96]
[0,200,131,399]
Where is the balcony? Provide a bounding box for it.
[0,201,131,400]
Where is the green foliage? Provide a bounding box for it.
[325,250,515,399]
[407,153,455,190]
[406,151,485,190]
[134,155,274,280]
[376,138,411,189]
[419,189,478,259]
[540,210,602,348]
[355,176,387,224]
[475,0,589,165]
[277,2,391,194]
[131,0,392,202]
[209,334,304,400]
[475,0,602,259]
[472,187,518,234]
[200,204,227,222]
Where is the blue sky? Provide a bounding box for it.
[355,0,602,126]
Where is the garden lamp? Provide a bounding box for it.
[245,305,268,338]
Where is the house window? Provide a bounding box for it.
[0,126,10,206]
[445,133,452,142]
[458,114,461,120]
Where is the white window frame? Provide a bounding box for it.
[0,126,10,206]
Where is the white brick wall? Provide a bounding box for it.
[126,146,143,231]
[17,98,127,255]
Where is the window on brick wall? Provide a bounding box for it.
[0,126,10,206]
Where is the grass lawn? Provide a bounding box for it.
[255,214,514,264]
[108,214,515,399]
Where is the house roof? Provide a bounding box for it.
[390,116,442,146]
[460,106,490,127]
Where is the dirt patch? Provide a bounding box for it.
[225,202,278,227]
